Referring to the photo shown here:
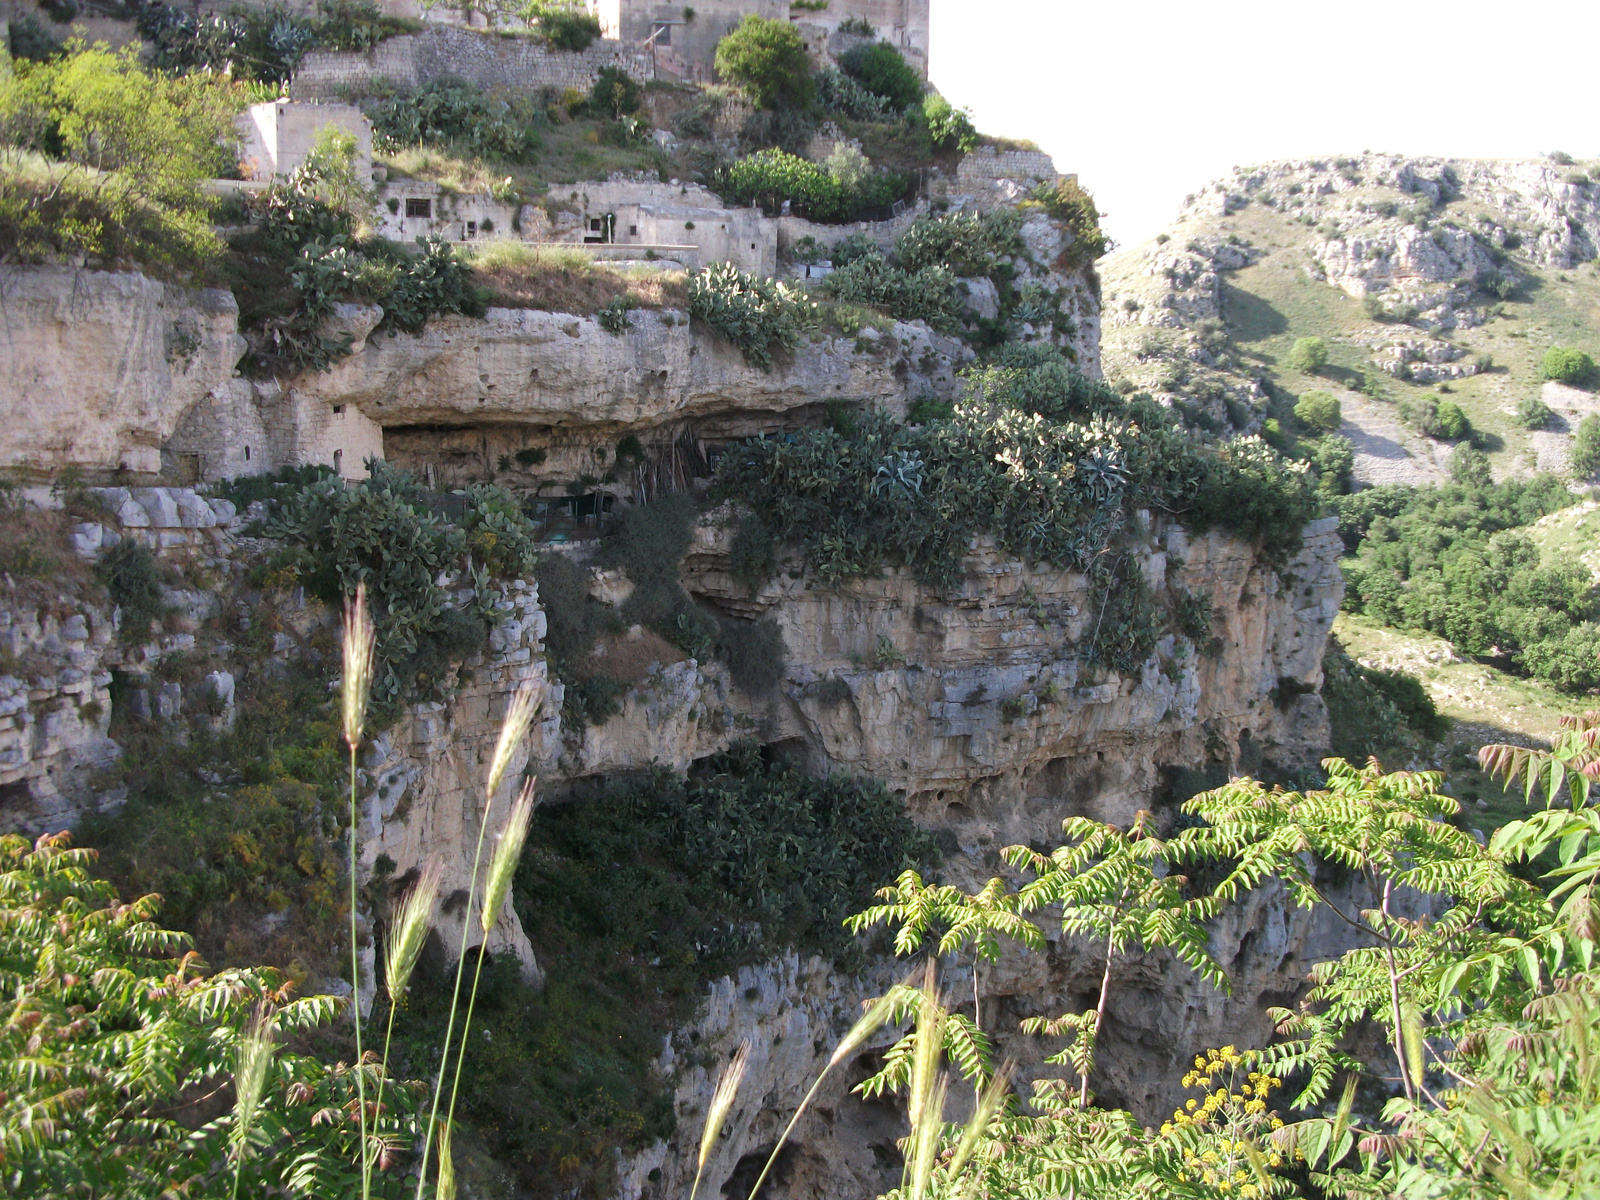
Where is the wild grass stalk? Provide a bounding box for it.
[413,677,541,1199]
[690,1039,751,1200]
[342,585,376,1200]
[371,858,443,1162]
[229,1005,275,1200]
[442,777,539,1142]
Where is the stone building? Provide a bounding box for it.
[590,0,929,83]
[235,101,373,183]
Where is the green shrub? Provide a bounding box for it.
[713,15,815,110]
[921,94,977,154]
[366,79,542,161]
[7,15,63,61]
[0,45,236,272]
[1338,474,1599,691]
[730,511,778,590]
[1449,444,1493,487]
[534,554,623,726]
[839,41,923,111]
[1323,642,1447,764]
[688,262,816,369]
[814,66,898,121]
[1308,434,1354,496]
[539,6,602,51]
[97,539,166,640]
[895,209,1022,277]
[1541,345,1595,384]
[1516,396,1554,430]
[712,375,1318,593]
[1572,413,1600,480]
[1287,336,1330,373]
[598,294,636,333]
[715,147,906,222]
[1402,394,1471,441]
[1293,389,1342,431]
[227,144,484,376]
[1436,398,1471,441]
[590,64,642,119]
[1028,176,1109,266]
[821,252,961,332]
[262,462,536,708]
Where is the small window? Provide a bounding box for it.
[465,220,477,239]
[243,445,251,461]
[331,405,344,414]
[629,224,638,236]
[651,21,671,45]
[589,217,604,231]
[405,197,431,219]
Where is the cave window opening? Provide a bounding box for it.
[405,197,431,219]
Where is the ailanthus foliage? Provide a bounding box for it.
[838,727,1600,1200]
[0,833,422,1199]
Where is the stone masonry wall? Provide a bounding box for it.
[291,26,654,100]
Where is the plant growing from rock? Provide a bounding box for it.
[688,261,816,368]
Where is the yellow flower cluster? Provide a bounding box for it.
[1161,1047,1290,1193]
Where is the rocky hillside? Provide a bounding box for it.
[1100,153,1600,486]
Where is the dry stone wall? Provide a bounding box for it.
[291,26,653,100]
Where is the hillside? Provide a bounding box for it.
[1100,153,1600,486]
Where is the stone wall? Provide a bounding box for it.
[290,25,653,100]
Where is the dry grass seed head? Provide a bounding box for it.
[385,858,444,1001]
[481,779,537,936]
[341,584,375,751]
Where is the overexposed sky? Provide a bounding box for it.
[928,0,1600,250]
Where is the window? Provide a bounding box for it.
[405,197,431,218]
[243,445,250,461]
[332,404,344,414]
[629,224,638,236]
[465,220,477,239]
[651,21,671,45]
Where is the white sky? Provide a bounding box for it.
[928,0,1600,250]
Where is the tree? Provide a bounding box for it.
[1573,413,1600,480]
[0,43,237,268]
[1293,389,1342,431]
[1541,345,1595,385]
[714,15,815,111]
[840,41,923,111]
[1287,336,1329,373]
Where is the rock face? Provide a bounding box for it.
[0,268,245,477]
[358,579,559,992]
[687,515,1342,827]
[584,513,1345,1200]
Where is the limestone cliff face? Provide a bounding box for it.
[0,267,245,477]
[685,514,1341,832]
